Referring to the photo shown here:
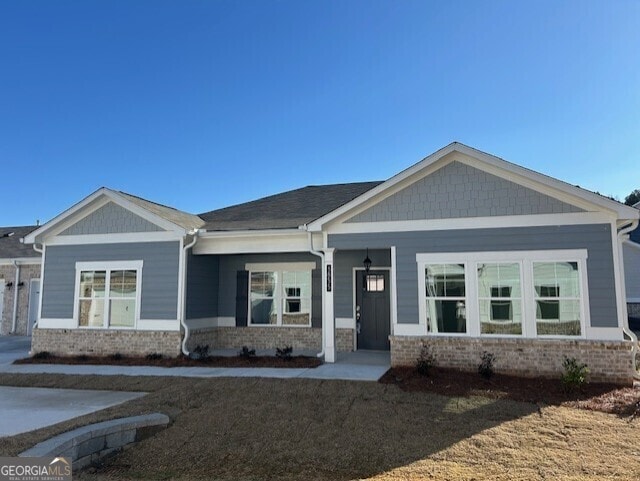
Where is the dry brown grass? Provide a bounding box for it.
[0,373,638,481]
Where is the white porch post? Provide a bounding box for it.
[322,248,336,363]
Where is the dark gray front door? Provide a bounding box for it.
[356,270,390,350]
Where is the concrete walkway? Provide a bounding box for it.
[0,335,32,365]
[0,386,145,437]
[0,348,390,382]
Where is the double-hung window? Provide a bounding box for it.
[417,251,587,339]
[75,261,142,329]
[247,263,314,327]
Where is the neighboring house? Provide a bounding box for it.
[1,225,42,336]
[23,143,640,383]
[624,201,640,321]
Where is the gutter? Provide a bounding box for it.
[305,228,325,359]
[10,260,20,334]
[617,219,640,380]
[180,230,200,356]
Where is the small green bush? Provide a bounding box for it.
[146,352,163,361]
[275,346,293,360]
[110,353,123,361]
[415,342,436,376]
[33,351,51,360]
[238,346,256,358]
[561,356,589,390]
[478,351,496,379]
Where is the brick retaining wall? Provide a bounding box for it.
[390,335,635,384]
[31,328,182,357]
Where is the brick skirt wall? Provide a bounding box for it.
[187,326,354,353]
[390,335,636,384]
[32,328,182,357]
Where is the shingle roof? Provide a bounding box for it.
[199,182,383,231]
[0,226,40,259]
[118,191,205,231]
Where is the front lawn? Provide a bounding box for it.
[0,373,638,480]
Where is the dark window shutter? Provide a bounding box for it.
[311,268,322,328]
[236,271,249,327]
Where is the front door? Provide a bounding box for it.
[27,279,40,335]
[356,270,390,350]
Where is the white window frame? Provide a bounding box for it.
[246,262,314,327]
[423,262,471,336]
[416,250,589,339]
[73,260,143,329]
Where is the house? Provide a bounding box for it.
[1,225,42,336]
[22,143,640,383]
[624,201,640,323]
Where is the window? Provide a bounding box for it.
[75,261,142,329]
[365,274,385,292]
[248,264,312,327]
[417,251,588,339]
[477,263,522,335]
[533,262,581,336]
[425,264,467,334]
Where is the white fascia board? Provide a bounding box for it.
[194,230,312,255]
[308,142,638,231]
[328,212,612,235]
[24,188,188,244]
[0,257,42,265]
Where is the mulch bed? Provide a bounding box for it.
[14,354,323,369]
[380,366,640,417]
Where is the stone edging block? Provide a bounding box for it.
[20,413,169,470]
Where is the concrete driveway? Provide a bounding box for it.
[0,335,31,365]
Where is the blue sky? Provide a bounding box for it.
[1,0,639,226]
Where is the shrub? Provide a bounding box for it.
[478,351,496,379]
[275,346,293,360]
[75,354,89,362]
[146,353,163,361]
[110,353,123,361]
[561,356,589,390]
[191,344,210,360]
[238,346,256,358]
[415,342,436,376]
[32,351,51,360]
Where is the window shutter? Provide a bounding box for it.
[311,268,322,328]
[236,270,249,327]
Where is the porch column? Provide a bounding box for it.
[322,248,336,363]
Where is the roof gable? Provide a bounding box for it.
[346,160,583,223]
[59,201,164,235]
[308,142,639,229]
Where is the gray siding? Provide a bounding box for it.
[329,224,617,328]
[334,249,391,318]
[185,252,219,320]
[60,202,164,235]
[216,253,321,325]
[347,161,583,223]
[42,242,180,320]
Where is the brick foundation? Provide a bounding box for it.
[187,326,355,353]
[31,328,182,357]
[390,335,636,384]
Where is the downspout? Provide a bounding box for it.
[31,243,44,330]
[10,261,20,334]
[306,228,326,359]
[180,231,200,356]
[617,219,640,380]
